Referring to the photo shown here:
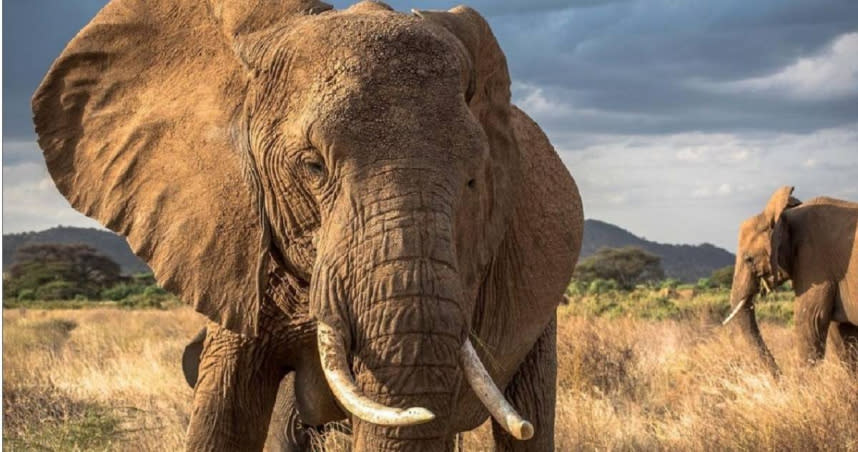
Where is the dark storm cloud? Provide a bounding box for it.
[489,0,858,135]
[3,0,106,141]
[7,0,856,141]
[4,0,857,246]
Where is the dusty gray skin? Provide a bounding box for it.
[33,1,583,450]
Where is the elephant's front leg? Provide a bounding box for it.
[794,283,836,365]
[187,322,287,451]
[828,322,858,372]
[492,316,557,452]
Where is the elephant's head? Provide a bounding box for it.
[723,186,801,374]
[33,0,531,446]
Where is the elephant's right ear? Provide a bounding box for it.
[32,0,327,336]
[412,6,519,263]
[764,186,800,284]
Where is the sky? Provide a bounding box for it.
[3,0,858,251]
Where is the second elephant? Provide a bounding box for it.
[724,186,858,372]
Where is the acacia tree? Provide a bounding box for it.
[574,246,665,290]
[6,243,122,299]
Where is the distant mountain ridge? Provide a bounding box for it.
[4,221,735,282]
[582,219,735,282]
[3,227,149,275]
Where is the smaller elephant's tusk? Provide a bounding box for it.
[460,340,534,441]
[759,277,772,297]
[316,321,436,426]
[722,298,748,326]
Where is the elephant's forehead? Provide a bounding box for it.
[284,12,468,113]
[290,11,464,76]
[282,13,476,154]
[738,214,767,250]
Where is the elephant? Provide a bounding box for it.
[33,0,583,450]
[723,186,858,373]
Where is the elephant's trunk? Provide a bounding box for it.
[725,264,780,376]
[310,185,466,449]
[311,182,531,449]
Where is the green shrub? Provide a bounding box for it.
[142,285,167,297]
[588,278,619,295]
[73,294,89,302]
[17,289,36,301]
[710,265,734,288]
[659,278,680,289]
[696,277,715,290]
[35,281,82,300]
[101,283,144,301]
[567,280,588,297]
[117,287,177,310]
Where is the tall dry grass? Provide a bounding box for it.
[3,303,857,451]
[3,307,204,451]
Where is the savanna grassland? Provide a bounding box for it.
[4,290,858,451]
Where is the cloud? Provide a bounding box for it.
[2,143,103,233]
[559,124,858,250]
[705,32,858,101]
[495,0,858,135]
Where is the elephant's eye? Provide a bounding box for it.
[306,161,325,176]
[300,152,327,186]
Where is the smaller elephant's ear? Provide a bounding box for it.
[764,186,796,226]
[412,6,519,252]
[764,186,799,284]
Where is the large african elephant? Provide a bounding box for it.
[723,186,858,373]
[33,1,583,450]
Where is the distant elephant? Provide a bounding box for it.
[33,1,583,451]
[723,186,858,373]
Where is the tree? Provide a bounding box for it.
[573,247,665,290]
[6,243,122,299]
[710,265,734,289]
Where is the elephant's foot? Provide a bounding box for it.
[829,322,858,373]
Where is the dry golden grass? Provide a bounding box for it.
[4,303,857,451]
[3,307,204,451]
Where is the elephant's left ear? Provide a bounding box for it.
[765,186,800,284]
[413,6,520,251]
[32,0,329,336]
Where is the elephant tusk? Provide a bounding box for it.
[760,277,772,297]
[316,321,436,426]
[722,298,748,326]
[460,340,534,441]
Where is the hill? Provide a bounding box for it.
[4,221,734,282]
[3,227,149,275]
[582,219,734,282]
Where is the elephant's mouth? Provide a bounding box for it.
[315,321,534,440]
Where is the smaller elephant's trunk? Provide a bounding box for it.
[724,267,780,376]
[317,324,534,439]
